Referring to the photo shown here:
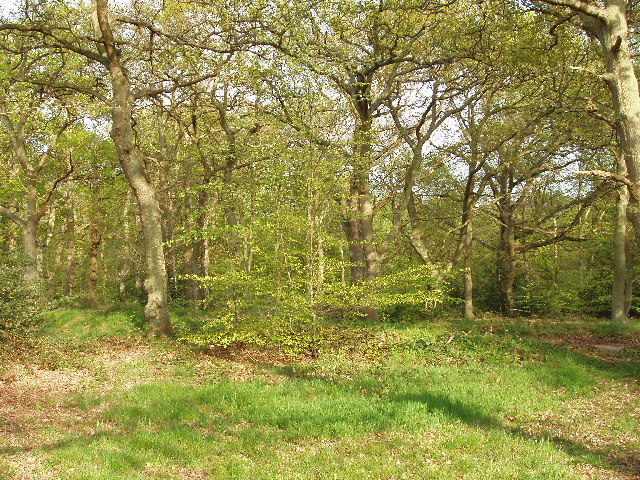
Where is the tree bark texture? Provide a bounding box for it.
[463,218,474,319]
[343,117,380,320]
[624,236,634,316]
[612,180,628,322]
[22,177,40,284]
[612,153,629,323]
[498,202,517,315]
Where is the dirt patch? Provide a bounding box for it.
[0,362,98,480]
[0,365,94,446]
[526,328,640,364]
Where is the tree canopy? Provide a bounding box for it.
[0,0,637,336]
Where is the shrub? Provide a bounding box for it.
[183,264,451,355]
[0,256,44,331]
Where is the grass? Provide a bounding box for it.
[0,307,639,479]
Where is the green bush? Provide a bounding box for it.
[182,264,451,356]
[180,266,323,355]
[0,256,44,331]
[322,265,452,317]
[185,311,324,356]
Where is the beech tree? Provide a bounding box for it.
[534,0,640,199]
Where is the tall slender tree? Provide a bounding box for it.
[0,74,73,283]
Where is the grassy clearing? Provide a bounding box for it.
[1,308,639,479]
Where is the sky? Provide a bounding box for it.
[0,0,19,18]
[0,0,133,18]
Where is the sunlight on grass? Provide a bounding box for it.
[38,309,142,345]
[43,375,579,479]
[3,308,639,479]
[41,361,597,479]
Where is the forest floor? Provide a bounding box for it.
[0,307,639,480]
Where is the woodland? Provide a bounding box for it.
[0,0,640,331]
[0,0,639,478]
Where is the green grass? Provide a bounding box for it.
[1,307,639,479]
[37,307,143,344]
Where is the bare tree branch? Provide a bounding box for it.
[36,153,75,222]
[0,204,25,228]
[573,169,640,201]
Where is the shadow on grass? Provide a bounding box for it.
[0,432,110,456]
[467,317,640,381]
[3,378,637,479]
[394,337,640,478]
[271,345,640,479]
[391,321,640,383]
[1,373,638,479]
[391,391,497,427]
[513,427,640,479]
[390,388,640,479]
[2,316,638,478]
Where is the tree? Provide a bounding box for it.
[533,0,640,249]
[611,151,630,322]
[0,0,237,333]
[260,0,486,318]
[0,56,74,283]
[91,0,172,333]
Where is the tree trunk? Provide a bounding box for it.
[624,236,634,316]
[183,192,206,303]
[337,114,380,320]
[22,174,40,284]
[87,212,100,308]
[156,108,178,300]
[605,16,640,313]
[341,195,366,285]
[342,219,366,284]
[340,245,346,285]
[499,206,517,315]
[1,171,50,286]
[407,193,431,263]
[95,0,173,335]
[460,148,482,319]
[64,196,75,296]
[342,180,378,321]
[117,189,132,301]
[354,119,380,284]
[243,191,255,275]
[612,182,628,323]
[463,218,474,319]
[183,194,198,302]
[539,0,640,245]
[357,179,380,321]
[161,194,176,300]
[38,204,56,279]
